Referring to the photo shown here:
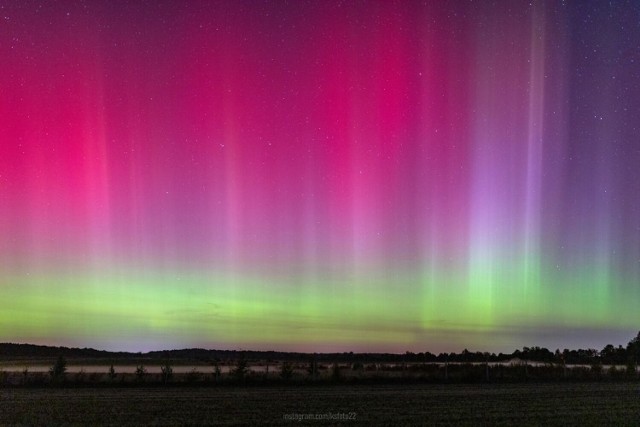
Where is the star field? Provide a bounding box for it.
[1,0,639,352]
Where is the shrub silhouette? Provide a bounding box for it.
[49,355,67,381]
[161,363,173,384]
[280,361,293,380]
[135,365,147,382]
[108,364,117,381]
[233,357,248,380]
[590,361,602,379]
[626,360,637,378]
[212,362,222,382]
[608,365,620,379]
[307,357,318,378]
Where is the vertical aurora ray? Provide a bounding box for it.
[466,3,532,326]
[1,1,639,353]
[522,3,546,296]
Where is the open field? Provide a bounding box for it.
[0,383,638,426]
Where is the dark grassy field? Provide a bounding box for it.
[1,382,638,426]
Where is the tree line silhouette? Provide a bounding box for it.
[1,331,638,366]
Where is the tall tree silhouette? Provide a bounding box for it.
[627,331,640,365]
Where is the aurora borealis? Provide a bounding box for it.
[1,1,639,353]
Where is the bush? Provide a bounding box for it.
[608,365,620,379]
[626,361,637,378]
[280,362,293,380]
[212,363,222,382]
[135,365,147,382]
[307,358,318,378]
[49,355,67,382]
[233,358,248,380]
[590,362,603,379]
[108,365,117,381]
[22,368,29,385]
[161,363,173,384]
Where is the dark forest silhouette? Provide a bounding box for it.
[2,331,638,366]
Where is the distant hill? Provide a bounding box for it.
[1,332,638,365]
[0,342,426,363]
[0,343,130,359]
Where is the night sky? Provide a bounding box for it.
[1,0,639,353]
